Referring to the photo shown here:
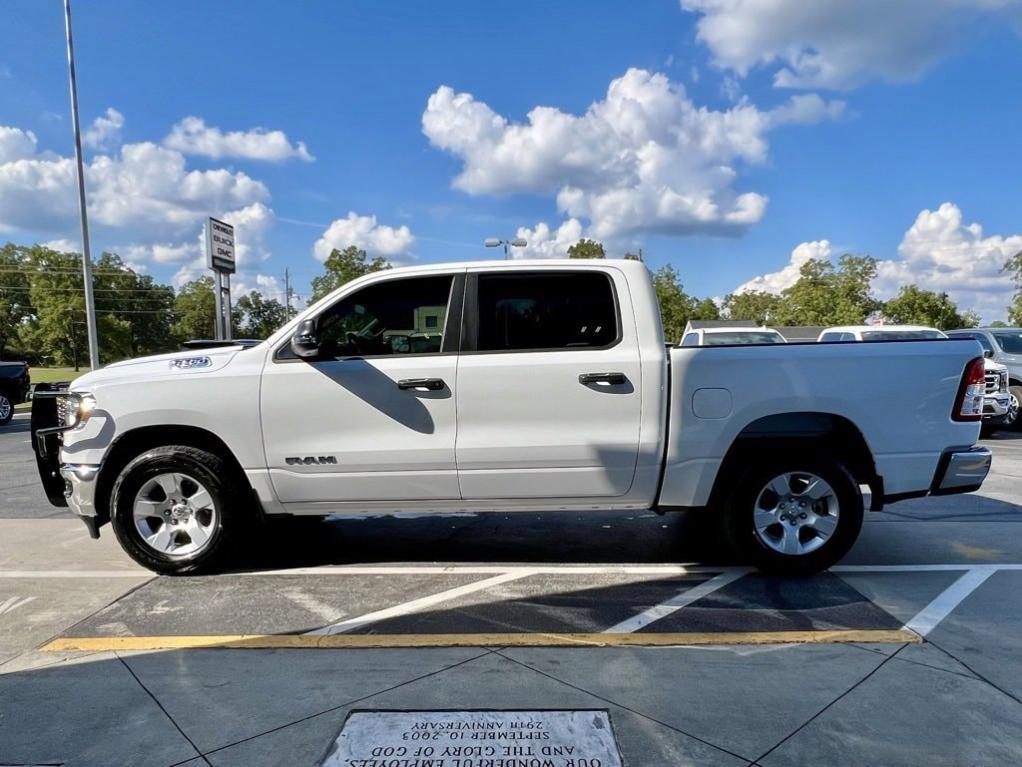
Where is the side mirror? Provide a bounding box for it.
[984,349,995,359]
[291,318,320,359]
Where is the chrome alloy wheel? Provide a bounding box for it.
[753,472,840,557]
[0,395,11,422]
[132,472,217,558]
[1006,392,1020,427]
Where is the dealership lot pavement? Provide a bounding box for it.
[2,409,1022,766]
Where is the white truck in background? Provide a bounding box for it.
[33,260,992,575]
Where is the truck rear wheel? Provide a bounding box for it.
[110,445,243,575]
[723,457,863,575]
[0,393,13,426]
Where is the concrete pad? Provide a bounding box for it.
[925,570,1022,701]
[65,572,485,637]
[638,572,901,633]
[835,570,963,624]
[761,650,1022,766]
[893,641,980,680]
[349,573,710,635]
[0,575,150,658]
[846,518,1022,564]
[501,642,887,758]
[119,646,494,753]
[0,651,201,766]
[201,652,747,767]
[0,518,144,570]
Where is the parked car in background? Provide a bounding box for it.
[819,325,1011,433]
[0,359,30,426]
[946,328,1022,430]
[680,326,787,346]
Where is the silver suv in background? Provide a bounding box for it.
[946,328,1022,430]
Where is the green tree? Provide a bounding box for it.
[990,319,1009,328]
[690,297,720,321]
[236,291,289,339]
[722,290,783,325]
[1004,249,1022,324]
[172,276,218,342]
[310,246,390,303]
[651,264,695,342]
[882,285,976,330]
[94,253,176,357]
[566,239,606,259]
[773,254,880,326]
[0,243,31,357]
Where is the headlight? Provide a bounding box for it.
[61,392,97,430]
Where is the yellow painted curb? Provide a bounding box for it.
[42,628,920,652]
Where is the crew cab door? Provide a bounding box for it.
[455,267,642,499]
[261,271,463,504]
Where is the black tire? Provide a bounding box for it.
[110,445,244,575]
[0,393,12,426]
[722,455,864,575]
[1005,385,1022,431]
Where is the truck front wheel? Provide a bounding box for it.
[110,445,243,575]
[723,457,863,575]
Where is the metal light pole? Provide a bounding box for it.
[63,0,100,370]
[484,237,527,260]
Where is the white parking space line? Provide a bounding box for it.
[903,567,997,637]
[0,596,35,616]
[0,570,151,578]
[305,570,538,636]
[602,569,747,634]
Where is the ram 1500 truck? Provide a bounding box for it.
[32,260,992,575]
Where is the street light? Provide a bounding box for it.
[484,237,527,260]
[63,0,100,370]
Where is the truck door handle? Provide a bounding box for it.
[397,378,446,391]
[579,372,627,385]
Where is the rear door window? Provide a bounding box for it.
[472,272,618,352]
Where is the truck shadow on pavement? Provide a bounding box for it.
[243,509,738,570]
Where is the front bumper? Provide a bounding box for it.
[59,463,102,538]
[983,393,1011,419]
[932,447,992,496]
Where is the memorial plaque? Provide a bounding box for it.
[322,710,623,767]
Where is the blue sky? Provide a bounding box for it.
[2,0,1022,319]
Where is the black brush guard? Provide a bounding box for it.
[31,382,71,507]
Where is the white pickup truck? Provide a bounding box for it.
[32,259,992,575]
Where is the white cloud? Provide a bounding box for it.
[875,203,1022,322]
[680,0,1022,90]
[0,129,269,240]
[0,126,38,163]
[513,219,585,259]
[735,239,832,294]
[164,116,314,162]
[734,204,1021,322]
[83,107,124,150]
[422,68,842,240]
[313,212,415,262]
[41,237,80,254]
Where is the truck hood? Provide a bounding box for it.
[70,346,250,391]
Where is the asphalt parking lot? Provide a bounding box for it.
[2,409,1022,766]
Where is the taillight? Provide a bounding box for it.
[953,357,986,421]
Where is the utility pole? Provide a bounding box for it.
[284,268,294,319]
[63,0,100,370]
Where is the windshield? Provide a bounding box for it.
[993,331,1022,354]
[860,330,945,341]
[703,331,784,345]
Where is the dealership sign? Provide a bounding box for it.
[206,217,236,274]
